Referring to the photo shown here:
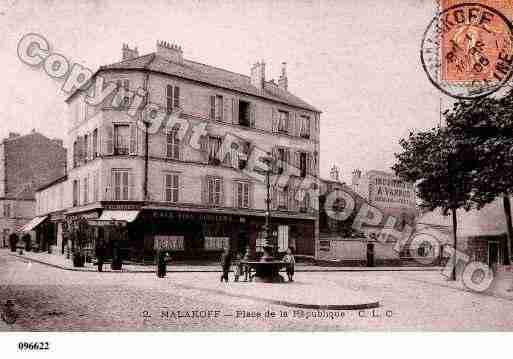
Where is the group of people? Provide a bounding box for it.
[220,247,296,282]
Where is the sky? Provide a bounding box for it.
[0,0,446,183]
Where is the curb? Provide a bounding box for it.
[6,253,442,273]
[175,283,380,310]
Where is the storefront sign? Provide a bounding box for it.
[154,235,185,251]
[152,210,233,222]
[368,171,416,208]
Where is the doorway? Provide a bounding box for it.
[366,243,375,267]
[488,241,500,269]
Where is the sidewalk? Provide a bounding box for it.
[3,249,442,273]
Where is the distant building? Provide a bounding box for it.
[0,131,66,247]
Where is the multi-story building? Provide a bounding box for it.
[0,131,66,247]
[36,41,321,261]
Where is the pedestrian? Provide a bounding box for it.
[95,240,106,272]
[242,247,251,282]
[220,248,232,282]
[283,247,295,282]
[157,251,168,278]
[233,253,243,282]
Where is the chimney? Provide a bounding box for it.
[8,132,20,139]
[278,62,288,91]
[156,41,183,64]
[122,43,139,61]
[250,61,265,90]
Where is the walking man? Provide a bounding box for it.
[220,248,232,282]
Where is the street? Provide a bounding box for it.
[1,251,513,331]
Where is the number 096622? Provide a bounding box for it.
[18,342,50,351]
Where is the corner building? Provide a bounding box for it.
[45,42,321,261]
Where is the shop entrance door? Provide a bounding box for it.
[488,241,500,269]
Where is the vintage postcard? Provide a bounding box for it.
[1,0,513,356]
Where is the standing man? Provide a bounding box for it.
[220,248,232,282]
[95,240,106,272]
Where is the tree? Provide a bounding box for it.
[445,95,513,265]
[393,126,476,280]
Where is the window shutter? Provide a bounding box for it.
[232,181,238,208]
[272,108,278,133]
[307,152,312,175]
[310,115,315,140]
[223,96,231,123]
[201,176,207,204]
[250,103,256,128]
[129,124,137,155]
[220,178,225,206]
[210,95,216,120]
[272,187,277,210]
[173,174,179,203]
[288,113,293,134]
[232,98,238,124]
[174,86,180,108]
[271,147,278,173]
[104,124,114,155]
[294,151,300,169]
[128,171,135,200]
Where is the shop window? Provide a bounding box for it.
[164,174,179,203]
[235,181,250,208]
[238,100,251,127]
[204,237,229,250]
[154,235,184,251]
[166,130,180,160]
[114,124,129,155]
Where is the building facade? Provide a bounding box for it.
[37,41,321,261]
[0,131,66,247]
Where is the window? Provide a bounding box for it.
[92,129,98,158]
[154,235,184,251]
[112,170,129,200]
[207,136,222,165]
[114,124,129,155]
[300,191,310,212]
[166,85,180,113]
[299,152,307,178]
[235,181,250,208]
[238,100,251,127]
[215,95,223,121]
[207,177,222,205]
[278,110,289,133]
[164,173,179,203]
[278,187,289,209]
[166,130,180,160]
[83,176,88,204]
[84,134,89,162]
[204,237,229,250]
[3,203,10,218]
[73,140,78,167]
[73,179,79,206]
[93,171,99,202]
[276,148,287,174]
[299,115,310,139]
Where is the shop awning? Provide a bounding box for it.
[96,210,140,223]
[19,216,48,233]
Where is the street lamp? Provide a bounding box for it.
[260,153,275,262]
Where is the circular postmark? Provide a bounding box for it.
[421,2,513,99]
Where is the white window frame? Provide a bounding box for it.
[278,110,289,133]
[300,115,311,138]
[208,177,222,205]
[166,130,180,160]
[235,181,250,208]
[164,173,179,203]
[112,169,130,201]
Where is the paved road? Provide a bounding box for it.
[1,251,512,331]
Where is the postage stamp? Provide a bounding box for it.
[421,1,513,98]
